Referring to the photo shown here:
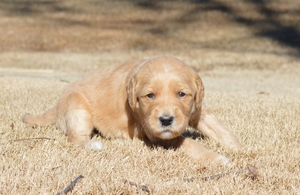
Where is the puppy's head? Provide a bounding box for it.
[127,56,204,141]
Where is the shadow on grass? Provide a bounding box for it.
[131,0,300,55]
[0,0,299,55]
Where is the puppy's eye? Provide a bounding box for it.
[146,93,155,99]
[178,92,186,98]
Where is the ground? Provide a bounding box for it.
[0,0,299,194]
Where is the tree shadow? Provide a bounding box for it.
[247,0,300,51]
[0,0,74,15]
[129,0,300,56]
[0,0,299,55]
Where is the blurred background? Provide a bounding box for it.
[0,0,299,71]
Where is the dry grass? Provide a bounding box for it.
[0,0,300,194]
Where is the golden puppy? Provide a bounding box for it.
[23,56,242,164]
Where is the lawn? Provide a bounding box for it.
[0,0,299,194]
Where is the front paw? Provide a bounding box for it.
[83,140,104,151]
[213,154,230,165]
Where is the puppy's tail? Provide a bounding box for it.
[22,107,56,127]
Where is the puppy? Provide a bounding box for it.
[23,56,242,164]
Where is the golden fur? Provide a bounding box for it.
[23,56,242,164]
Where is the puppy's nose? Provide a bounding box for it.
[159,115,174,127]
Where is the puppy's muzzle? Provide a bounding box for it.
[159,115,174,127]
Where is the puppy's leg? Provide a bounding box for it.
[57,93,103,150]
[195,107,243,149]
[176,136,229,164]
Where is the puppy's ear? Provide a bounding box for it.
[127,77,138,110]
[194,75,204,111]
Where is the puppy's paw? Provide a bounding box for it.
[213,155,230,165]
[83,140,104,151]
[22,113,30,123]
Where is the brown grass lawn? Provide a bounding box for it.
[0,0,300,194]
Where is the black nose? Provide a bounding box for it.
[159,116,174,127]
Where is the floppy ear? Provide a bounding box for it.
[194,75,204,111]
[126,77,138,110]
